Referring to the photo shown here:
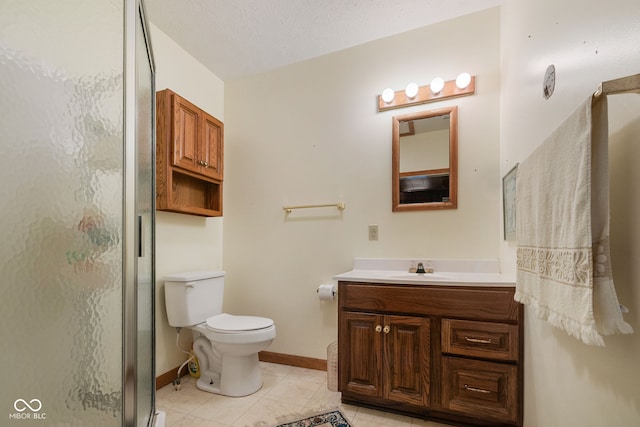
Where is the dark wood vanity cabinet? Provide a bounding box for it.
[338,281,523,427]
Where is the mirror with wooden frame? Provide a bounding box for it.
[392,106,458,211]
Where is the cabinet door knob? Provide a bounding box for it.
[375,325,382,333]
[202,161,209,167]
[383,326,391,334]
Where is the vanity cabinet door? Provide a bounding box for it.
[339,311,383,398]
[384,315,430,406]
[339,311,430,405]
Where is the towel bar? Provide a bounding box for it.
[283,202,345,213]
[594,73,640,97]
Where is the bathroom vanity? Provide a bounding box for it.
[335,260,522,427]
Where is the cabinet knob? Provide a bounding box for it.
[383,326,390,334]
[202,161,209,167]
[375,325,382,333]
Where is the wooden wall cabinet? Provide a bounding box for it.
[338,282,523,427]
[156,89,223,217]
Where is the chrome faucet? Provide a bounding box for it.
[416,262,434,274]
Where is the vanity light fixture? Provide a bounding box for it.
[381,87,395,103]
[430,77,444,94]
[456,72,471,89]
[377,73,476,112]
[405,82,419,99]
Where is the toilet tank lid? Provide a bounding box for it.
[164,271,225,282]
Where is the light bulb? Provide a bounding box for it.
[381,88,395,103]
[430,77,444,94]
[405,82,419,99]
[456,72,471,89]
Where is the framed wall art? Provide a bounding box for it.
[502,164,518,241]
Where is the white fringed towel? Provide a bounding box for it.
[515,95,632,346]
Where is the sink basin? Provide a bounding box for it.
[387,273,452,281]
[333,261,515,286]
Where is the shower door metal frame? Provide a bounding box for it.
[123,0,156,425]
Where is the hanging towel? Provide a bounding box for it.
[515,95,633,346]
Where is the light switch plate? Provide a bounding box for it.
[368,224,379,241]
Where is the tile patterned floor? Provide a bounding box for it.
[156,362,452,427]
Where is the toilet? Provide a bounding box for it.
[164,271,276,397]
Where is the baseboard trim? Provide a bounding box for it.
[156,351,327,390]
[156,366,189,390]
[259,351,327,371]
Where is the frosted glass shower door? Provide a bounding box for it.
[0,1,156,426]
[133,2,156,426]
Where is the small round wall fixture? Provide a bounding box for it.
[430,77,444,94]
[543,64,556,99]
[405,82,419,99]
[381,88,395,103]
[456,72,471,89]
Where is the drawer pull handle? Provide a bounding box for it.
[383,326,390,334]
[464,384,492,394]
[464,336,492,344]
[375,325,382,333]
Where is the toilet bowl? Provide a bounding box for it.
[164,271,276,397]
[190,314,275,396]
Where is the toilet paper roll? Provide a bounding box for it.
[317,284,337,301]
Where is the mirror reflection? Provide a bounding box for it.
[392,106,458,211]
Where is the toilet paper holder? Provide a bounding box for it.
[317,284,337,300]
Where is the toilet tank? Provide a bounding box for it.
[164,271,225,327]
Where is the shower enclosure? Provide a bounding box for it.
[0,1,157,426]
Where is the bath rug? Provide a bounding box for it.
[273,408,351,427]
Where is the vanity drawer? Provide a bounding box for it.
[442,319,518,361]
[442,356,518,423]
[339,282,520,322]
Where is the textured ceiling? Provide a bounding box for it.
[145,0,500,80]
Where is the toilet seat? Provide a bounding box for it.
[206,313,274,333]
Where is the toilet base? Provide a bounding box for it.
[195,371,221,394]
[196,353,263,397]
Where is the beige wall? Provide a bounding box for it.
[500,0,640,425]
[150,24,225,376]
[223,9,501,360]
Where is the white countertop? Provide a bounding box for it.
[333,258,515,287]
